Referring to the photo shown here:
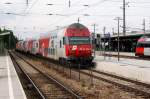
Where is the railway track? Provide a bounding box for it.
[9,51,82,99]
[15,51,150,98]
[80,69,150,98]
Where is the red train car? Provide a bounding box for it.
[136,34,150,56]
[16,23,94,65]
[39,37,50,56]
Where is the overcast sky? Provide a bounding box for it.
[0,0,150,39]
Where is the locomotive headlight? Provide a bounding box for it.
[79,48,82,50]
[86,48,89,50]
[72,45,77,50]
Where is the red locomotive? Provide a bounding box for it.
[135,34,150,56]
[16,23,94,65]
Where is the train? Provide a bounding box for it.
[135,34,150,57]
[16,23,94,65]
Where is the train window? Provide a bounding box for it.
[48,48,51,54]
[50,48,52,55]
[60,40,62,48]
[45,48,48,54]
[63,37,65,45]
[51,40,54,48]
[51,48,54,55]
[146,43,150,47]
[137,43,144,47]
[51,48,53,55]
[53,48,55,55]
[36,43,38,48]
[48,48,49,53]
[137,43,150,47]
[51,48,52,54]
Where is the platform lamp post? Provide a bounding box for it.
[108,32,111,60]
[114,17,122,61]
[103,26,106,60]
[91,24,98,58]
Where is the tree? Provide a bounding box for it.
[0,29,18,49]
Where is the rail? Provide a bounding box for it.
[15,50,150,98]
[11,51,83,99]
[9,51,46,99]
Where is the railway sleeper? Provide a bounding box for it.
[42,90,68,94]
[43,93,73,99]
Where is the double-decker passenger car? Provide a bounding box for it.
[16,23,94,65]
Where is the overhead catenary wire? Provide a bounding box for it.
[24,0,40,14]
[45,0,111,30]
[2,0,150,38]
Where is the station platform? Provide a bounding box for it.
[0,51,27,99]
[94,55,150,84]
[95,51,135,57]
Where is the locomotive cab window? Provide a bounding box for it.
[68,37,90,45]
[137,43,150,47]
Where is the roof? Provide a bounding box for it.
[68,23,87,29]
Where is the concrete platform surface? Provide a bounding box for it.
[0,52,26,99]
[94,55,150,84]
[96,51,135,56]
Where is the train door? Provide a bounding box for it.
[35,41,39,54]
[144,39,150,56]
[54,38,57,60]
[57,38,63,59]
[144,43,150,56]
[32,41,39,54]
[58,36,67,59]
[62,36,67,57]
[144,48,150,56]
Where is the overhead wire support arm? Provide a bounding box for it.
[122,0,129,36]
[69,0,71,7]
[77,17,80,23]
[26,0,29,6]
[143,18,146,34]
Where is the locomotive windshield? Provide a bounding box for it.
[137,35,150,47]
[68,37,90,45]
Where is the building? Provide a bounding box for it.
[96,31,150,52]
